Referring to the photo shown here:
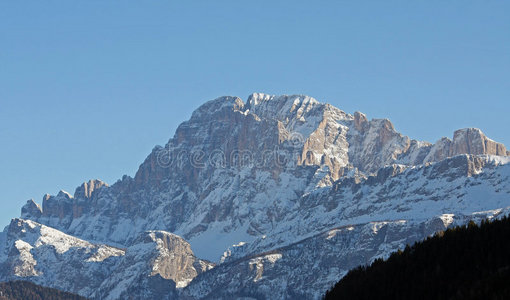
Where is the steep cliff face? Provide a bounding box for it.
[3,93,510,299]
[25,94,508,262]
[414,128,507,164]
[450,128,507,156]
[74,179,108,200]
[20,200,42,219]
[95,231,213,300]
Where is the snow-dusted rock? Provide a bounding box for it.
[0,218,124,297]
[184,208,510,299]
[3,93,510,299]
[95,230,213,300]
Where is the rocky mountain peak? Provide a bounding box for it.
[42,193,51,202]
[39,189,86,222]
[74,179,108,199]
[353,111,368,131]
[20,199,42,219]
[22,94,510,257]
[246,92,273,106]
[451,128,507,156]
[420,128,508,164]
[246,92,320,109]
[246,93,323,125]
[2,93,510,299]
[56,190,73,199]
[190,96,245,121]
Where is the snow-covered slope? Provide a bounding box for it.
[182,155,510,298]
[1,93,509,299]
[0,219,213,299]
[0,218,124,296]
[237,154,510,257]
[183,209,510,299]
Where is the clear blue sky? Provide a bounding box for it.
[1,1,509,228]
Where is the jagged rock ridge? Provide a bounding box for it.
[0,93,509,299]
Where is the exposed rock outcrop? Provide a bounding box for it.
[450,128,507,156]
[74,179,108,199]
[4,93,509,299]
[95,230,213,299]
[20,199,42,219]
[19,94,509,261]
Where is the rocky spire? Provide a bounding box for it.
[20,199,42,219]
[74,179,108,199]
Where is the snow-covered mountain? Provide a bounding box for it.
[0,218,124,296]
[1,93,509,299]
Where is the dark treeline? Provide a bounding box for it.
[0,281,87,300]
[325,216,510,300]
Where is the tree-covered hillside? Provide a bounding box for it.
[326,216,510,300]
[0,281,87,300]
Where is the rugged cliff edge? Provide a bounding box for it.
[1,93,509,299]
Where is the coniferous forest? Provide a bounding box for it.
[325,216,510,300]
[0,281,87,300]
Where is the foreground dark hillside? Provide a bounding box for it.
[326,216,510,300]
[0,281,87,300]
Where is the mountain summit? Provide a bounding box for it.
[2,94,510,299]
